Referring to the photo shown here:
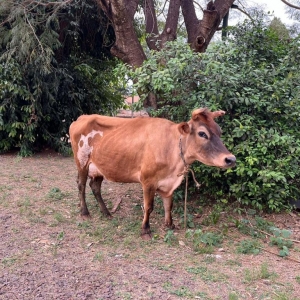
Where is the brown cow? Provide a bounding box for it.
[69,108,236,237]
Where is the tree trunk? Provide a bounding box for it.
[181,0,235,52]
[94,0,235,108]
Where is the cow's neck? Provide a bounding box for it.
[179,135,189,167]
[178,135,201,188]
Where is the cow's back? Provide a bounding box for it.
[69,115,179,183]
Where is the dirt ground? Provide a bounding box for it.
[0,150,300,300]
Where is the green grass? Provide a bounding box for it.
[243,262,277,283]
[186,266,228,282]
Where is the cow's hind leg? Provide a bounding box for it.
[77,170,90,217]
[141,185,156,238]
[89,176,111,217]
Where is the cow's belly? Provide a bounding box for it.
[88,162,141,183]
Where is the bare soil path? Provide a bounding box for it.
[0,150,299,300]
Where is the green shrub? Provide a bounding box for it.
[119,17,300,211]
[0,0,123,156]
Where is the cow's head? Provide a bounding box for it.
[178,108,236,168]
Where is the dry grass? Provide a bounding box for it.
[0,150,299,300]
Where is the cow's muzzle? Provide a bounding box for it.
[225,155,236,167]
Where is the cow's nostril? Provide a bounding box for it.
[225,156,236,165]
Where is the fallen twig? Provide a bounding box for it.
[111,197,122,213]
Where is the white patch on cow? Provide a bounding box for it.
[77,130,103,168]
[88,162,102,178]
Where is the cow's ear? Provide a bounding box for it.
[211,110,225,119]
[192,108,208,121]
[178,122,190,135]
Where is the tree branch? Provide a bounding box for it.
[181,0,199,45]
[143,0,159,50]
[159,0,181,47]
[281,0,300,10]
[95,0,146,67]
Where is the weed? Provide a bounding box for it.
[186,266,228,282]
[152,262,173,271]
[295,276,300,284]
[93,252,104,262]
[116,292,132,300]
[273,292,298,300]
[52,231,65,256]
[77,221,91,229]
[53,212,67,223]
[185,229,222,252]
[244,262,277,283]
[47,187,65,201]
[229,292,239,300]
[225,259,242,267]
[202,255,216,264]
[172,286,193,297]
[201,204,224,226]
[179,213,195,228]
[1,256,17,267]
[269,227,293,256]
[164,230,178,246]
[236,239,261,254]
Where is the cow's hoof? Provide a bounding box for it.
[141,233,152,240]
[164,223,175,230]
[81,214,91,220]
[106,214,113,220]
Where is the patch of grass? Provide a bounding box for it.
[185,229,222,253]
[93,252,104,262]
[225,259,242,267]
[295,275,300,284]
[77,221,91,229]
[273,292,298,300]
[116,292,132,300]
[47,187,66,201]
[229,292,239,300]
[186,266,228,282]
[51,231,65,256]
[53,212,67,223]
[39,207,54,216]
[244,262,277,283]
[202,255,216,264]
[163,282,193,298]
[152,262,174,271]
[195,291,211,299]
[1,256,17,267]
[172,286,193,297]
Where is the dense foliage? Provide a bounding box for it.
[0,0,123,156]
[119,19,300,211]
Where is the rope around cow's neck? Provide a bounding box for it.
[178,135,201,229]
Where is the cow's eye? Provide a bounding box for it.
[198,131,208,139]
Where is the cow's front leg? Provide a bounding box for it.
[158,192,175,230]
[141,185,156,238]
[89,176,111,217]
[77,171,89,217]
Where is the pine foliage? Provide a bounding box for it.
[0,0,123,156]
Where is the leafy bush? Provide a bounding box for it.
[0,0,123,156]
[119,18,300,211]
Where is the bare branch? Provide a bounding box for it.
[281,0,300,10]
[235,6,255,23]
[23,7,44,54]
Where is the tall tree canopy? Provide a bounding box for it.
[94,0,236,67]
